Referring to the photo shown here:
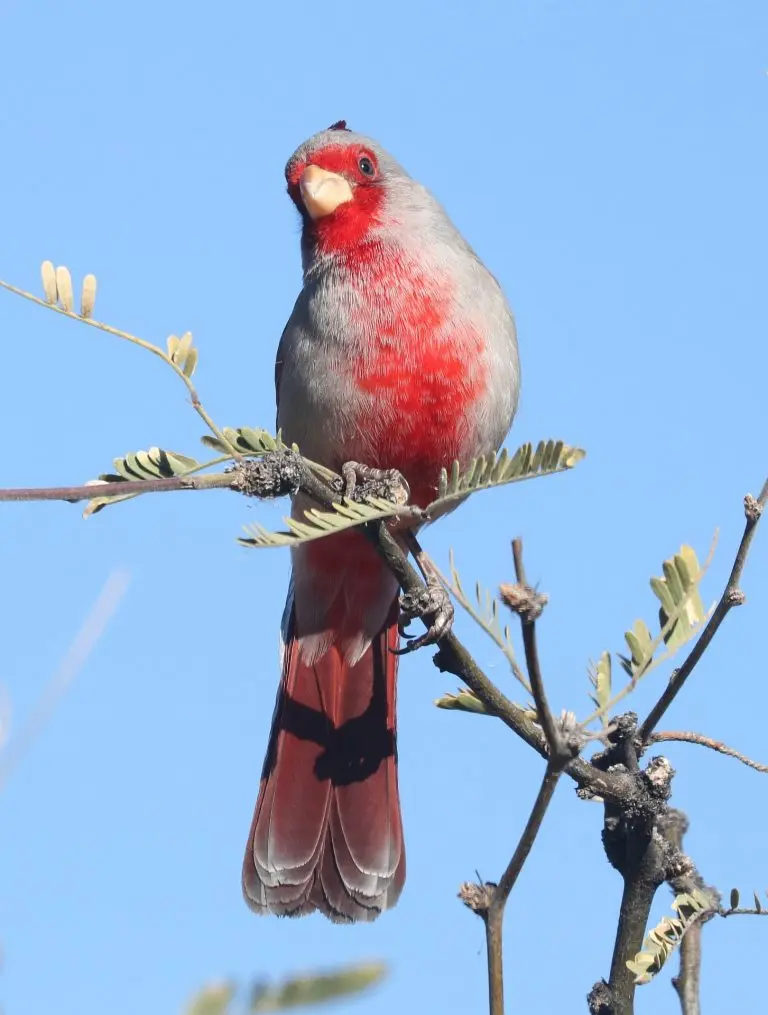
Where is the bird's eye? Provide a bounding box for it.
[358,155,376,178]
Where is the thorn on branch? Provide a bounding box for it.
[227,451,302,499]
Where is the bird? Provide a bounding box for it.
[242,121,520,922]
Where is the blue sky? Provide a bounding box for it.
[1,2,766,1013]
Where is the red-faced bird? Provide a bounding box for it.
[242,123,520,922]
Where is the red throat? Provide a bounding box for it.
[287,145,385,254]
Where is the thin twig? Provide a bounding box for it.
[0,443,630,806]
[639,479,768,742]
[648,731,768,774]
[673,914,703,1014]
[507,537,566,761]
[581,533,719,729]
[0,472,235,503]
[489,766,563,1015]
[0,277,240,457]
[461,764,563,1015]
[660,809,708,1015]
[440,552,531,692]
[371,523,628,803]
[494,764,563,910]
[0,570,130,790]
[719,906,768,919]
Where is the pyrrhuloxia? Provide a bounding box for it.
[242,122,520,922]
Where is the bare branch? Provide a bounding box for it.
[0,452,336,508]
[648,731,768,775]
[460,764,563,1015]
[0,472,235,504]
[672,919,703,1015]
[451,539,580,1015]
[659,809,711,1015]
[719,906,768,919]
[501,537,570,765]
[372,523,628,802]
[640,479,767,742]
[495,764,563,909]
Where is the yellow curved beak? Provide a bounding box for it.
[299,165,354,219]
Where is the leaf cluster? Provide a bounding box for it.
[627,888,714,985]
[184,962,387,1015]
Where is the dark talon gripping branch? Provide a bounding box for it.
[340,460,411,505]
[397,577,455,653]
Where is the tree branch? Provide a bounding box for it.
[589,750,676,1015]
[370,522,627,803]
[0,446,638,804]
[446,539,581,1014]
[459,764,563,1015]
[639,479,768,742]
[648,731,768,775]
[607,844,666,1014]
[503,536,568,763]
[658,809,711,1015]
[0,472,236,503]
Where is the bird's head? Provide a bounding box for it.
[285,122,410,254]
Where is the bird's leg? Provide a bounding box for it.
[340,461,410,505]
[396,530,455,653]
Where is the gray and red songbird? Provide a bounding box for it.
[242,123,520,922]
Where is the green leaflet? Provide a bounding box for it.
[250,962,387,1012]
[184,983,236,1015]
[722,886,768,916]
[434,688,492,715]
[430,440,585,514]
[586,542,713,723]
[181,962,386,1015]
[587,652,612,722]
[446,549,528,690]
[167,330,198,377]
[627,889,714,985]
[619,545,708,680]
[80,273,97,318]
[82,447,201,517]
[240,497,410,548]
[200,427,286,456]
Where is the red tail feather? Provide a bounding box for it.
[242,597,405,922]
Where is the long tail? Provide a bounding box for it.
[242,576,405,922]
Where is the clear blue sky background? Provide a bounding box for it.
[1,2,766,1013]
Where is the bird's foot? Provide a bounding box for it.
[397,573,455,654]
[340,461,411,506]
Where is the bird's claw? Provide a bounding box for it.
[396,578,454,654]
[341,461,411,505]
